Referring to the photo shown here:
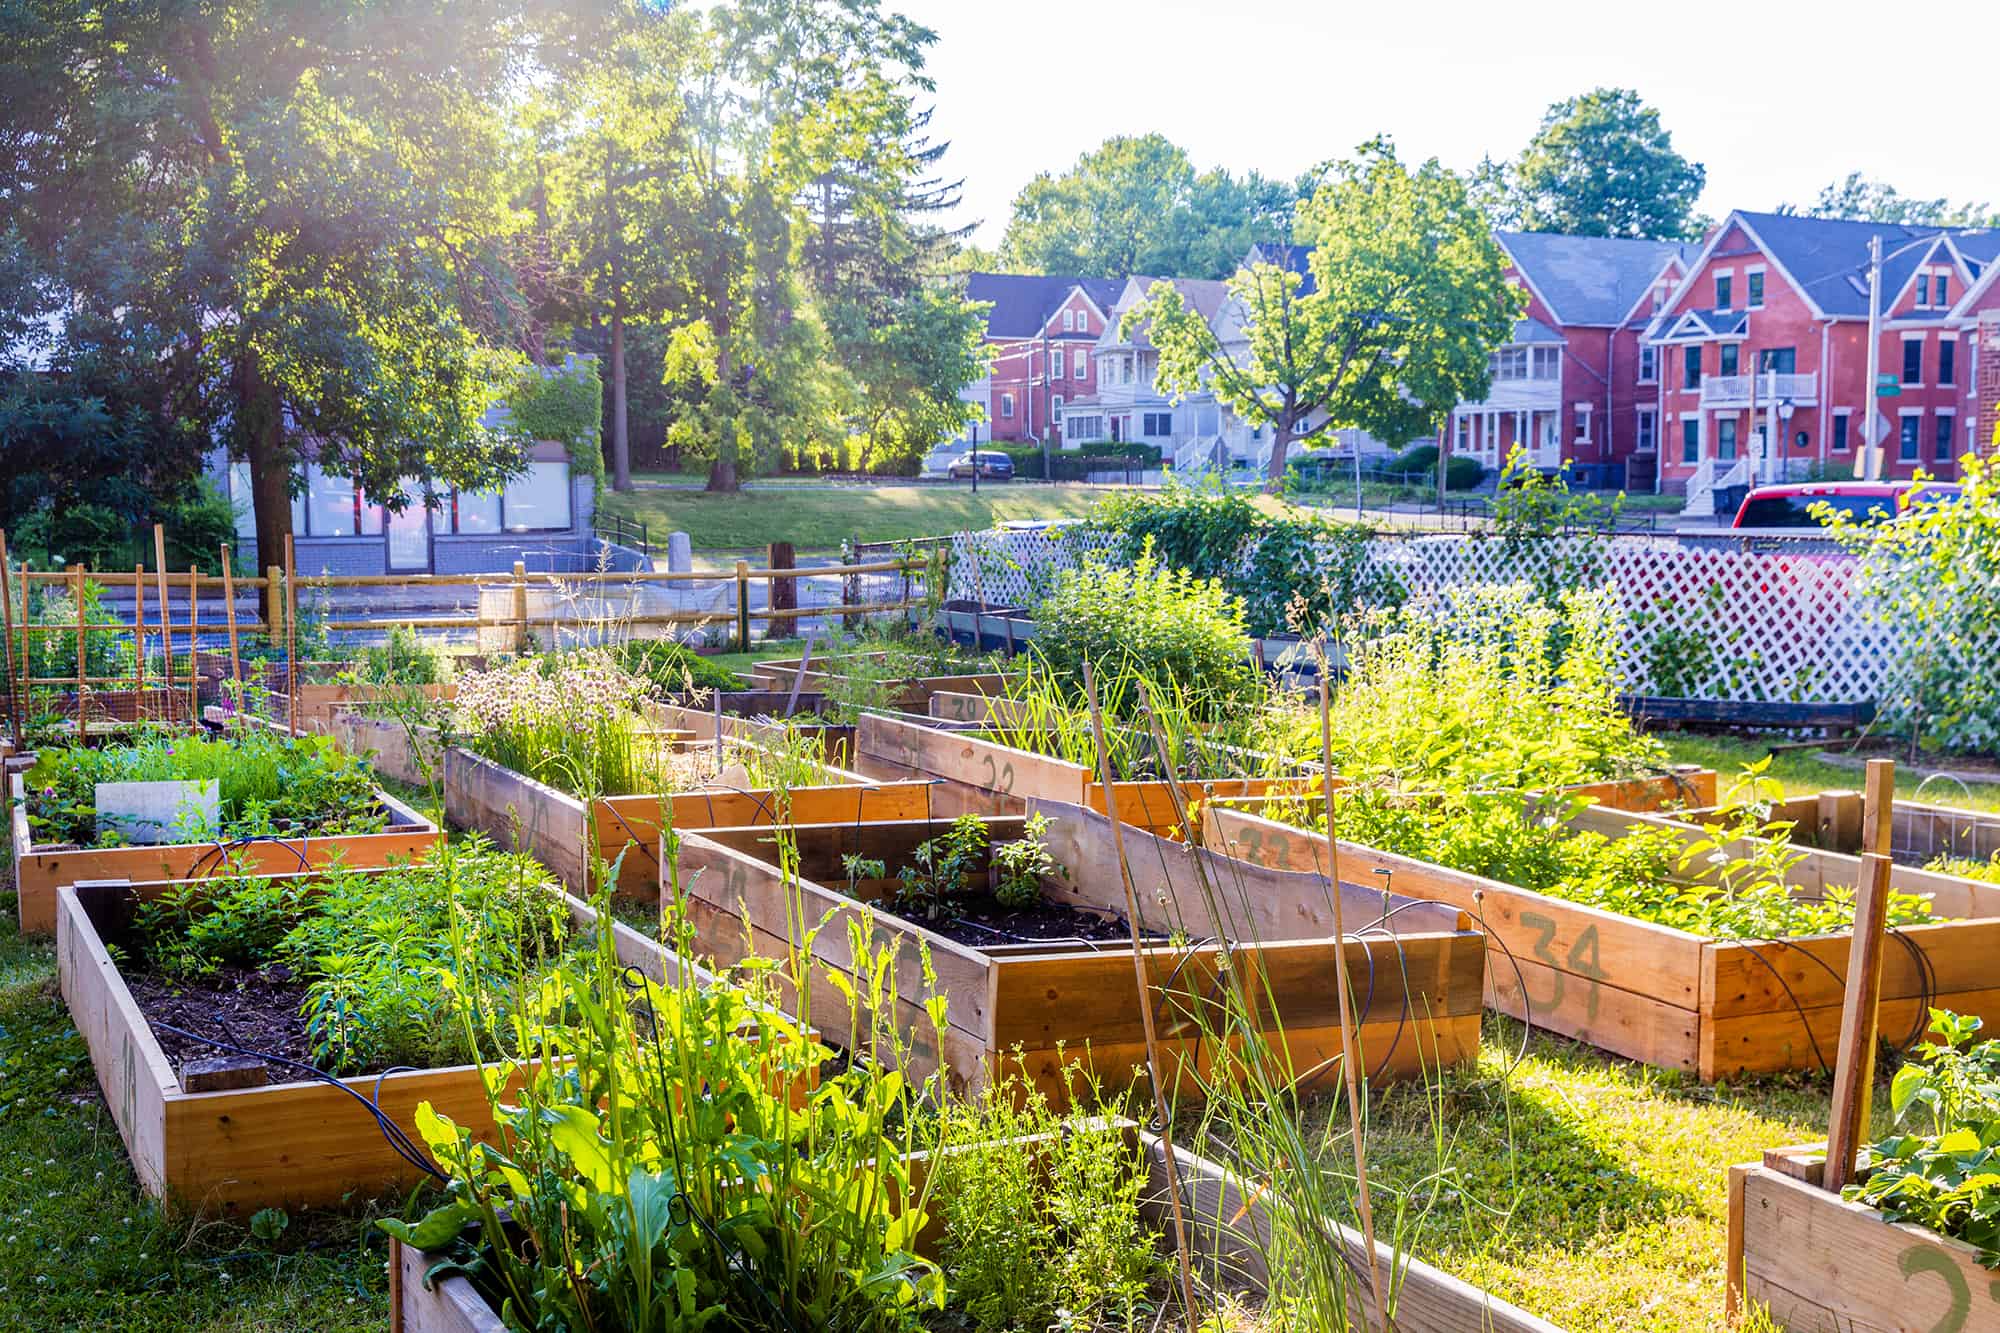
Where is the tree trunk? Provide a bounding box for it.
[1264,419,1294,491]
[609,293,630,492]
[705,317,741,493]
[238,355,293,567]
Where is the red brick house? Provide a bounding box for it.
[960,273,1124,447]
[1645,211,2000,512]
[1446,232,1693,487]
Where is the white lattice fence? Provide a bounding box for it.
[948,528,1899,705]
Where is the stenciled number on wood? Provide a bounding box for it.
[1896,1242,2000,1333]
[977,754,1015,794]
[1518,913,1609,1023]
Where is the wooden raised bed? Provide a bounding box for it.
[674,798,1485,1101]
[265,681,456,735]
[9,769,439,935]
[394,1123,1558,1333]
[855,710,1311,836]
[1685,786,2000,868]
[329,710,447,788]
[655,696,859,770]
[442,742,939,895]
[1209,800,2000,1078]
[1727,1144,2000,1331]
[751,650,1009,712]
[56,870,701,1214]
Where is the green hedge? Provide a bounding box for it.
[995,442,1161,480]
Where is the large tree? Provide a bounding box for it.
[0,2,603,562]
[1793,173,1996,228]
[1499,88,1708,241]
[1135,140,1521,487]
[1000,135,1298,279]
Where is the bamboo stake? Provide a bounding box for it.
[72,564,86,735]
[1081,660,1200,1333]
[187,565,200,722]
[153,525,175,715]
[284,535,298,736]
[221,545,241,699]
[1319,668,1389,1331]
[132,564,146,725]
[0,532,22,750]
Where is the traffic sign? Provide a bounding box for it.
[1875,374,1901,398]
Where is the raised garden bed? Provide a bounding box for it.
[9,764,439,936]
[655,694,860,769]
[751,649,1010,713]
[394,1123,1558,1333]
[329,709,448,788]
[1683,787,2000,869]
[1726,1144,2000,1331]
[443,740,937,894]
[1208,799,2000,1078]
[674,799,1485,1100]
[855,709,1313,836]
[55,866,696,1214]
[260,681,457,735]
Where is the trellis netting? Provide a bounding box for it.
[945,525,1995,745]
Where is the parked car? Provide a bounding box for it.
[1730,480,1963,529]
[947,450,1014,480]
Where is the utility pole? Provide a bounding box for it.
[1861,233,1883,480]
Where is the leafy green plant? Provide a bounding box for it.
[352,624,452,686]
[610,637,744,696]
[1849,1010,2000,1263]
[23,727,385,848]
[990,812,1058,910]
[895,814,990,920]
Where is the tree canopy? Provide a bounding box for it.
[1000,134,1298,279]
[1480,88,1709,241]
[1790,173,1996,229]
[1135,140,1522,486]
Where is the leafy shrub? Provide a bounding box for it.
[895,814,989,920]
[991,813,1058,910]
[609,637,744,696]
[1445,454,1485,489]
[23,727,384,847]
[1380,442,1439,477]
[995,441,1162,480]
[354,623,452,686]
[1032,547,1257,715]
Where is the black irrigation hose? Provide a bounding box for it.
[181,833,318,880]
[147,1018,445,1184]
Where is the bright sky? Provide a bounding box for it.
[896,0,1998,250]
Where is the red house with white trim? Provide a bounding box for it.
[961,273,1124,447]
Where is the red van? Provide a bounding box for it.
[1730,480,1962,529]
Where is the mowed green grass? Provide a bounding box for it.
[0,828,388,1330]
[1655,731,2000,814]
[598,481,1145,551]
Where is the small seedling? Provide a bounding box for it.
[991,812,1059,910]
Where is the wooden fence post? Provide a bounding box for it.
[187,565,199,721]
[284,536,298,736]
[0,531,21,751]
[265,566,284,643]
[511,561,529,654]
[734,560,751,652]
[152,525,175,718]
[71,564,86,735]
[220,546,242,702]
[1825,758,1898,1194]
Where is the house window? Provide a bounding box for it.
[502,462,572,532]
[1063,310,1075,332]
[1747,271,1765,308]
[1936,413,1955,462]
[1717,419,1738,460]
[1935,274,1950,307]
[455,490,501,534]
[1902,338,1924,385]
[1684,345,1702,389]
[1899,415,1921,461]
[1636,410,1656,453]
[1715,273,1733,309]
[1073,349,1087,378]
[1720,344,1739,377]
[1682,418,1700,463]
[1832,412,1851,452]
[1574,404,1592,443]
[1639,343,1657,383]
[1490,347,1529,380]
[304,465,382,538]
[1758,347,1797,375]
[1531,346,1561,379]
[1940,338,1956,386]
[1000,392,1015,417]
[1141,411,1174,436]
[1051,395,1064,420]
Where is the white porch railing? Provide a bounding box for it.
[1699,371,1818,410]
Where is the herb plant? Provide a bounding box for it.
[990,812,1058,910]
[895,814,990,920]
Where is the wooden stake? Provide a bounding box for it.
[187,565,200,722]
[220,545,241,699]
[284,535,298,737]
[132,564,146,727]
[0,531,22,751]
[1319,668,1389,1331]
[1082,660,1200,1333]
[71,564,87,736]
[153,525,175,717]
[1824,757,1901,1193]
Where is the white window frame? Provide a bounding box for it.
[1716,416,1739,460]
[1574,403,1593,443]
[1636,407,1657,453]
[1746,265,1767,309]
[1831,407,1853,452]
[1681,415,1702,464]
[1939,333,1959,386]
[1902,333,1926,386]
[1898,408,1924,461]
[1714,268,1735,311]
[1638,342,1657,384]
[1935,407,1957,462]
[1073,348,1087,378]
[1531,346,1561,380]
[1061,309,1075,332]
[1000,391,1015,417]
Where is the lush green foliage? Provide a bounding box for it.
[352,625,454,687]
[811,630,999,722]
[1850,1010,2000,1263]
[1824,451,2000,753]
[1031,548,1257,715]
[934,1072,1167,1332]
[504,358,604,487]
[1792,171,1994,228]
[134,846,567,1074]
[894,814,990,921]
[24,728,384,848]
[385,855,949,1330]
[609,638,746,696]
[7,574,134,684]
[1478,87,1708,241]
[1139,138,1521,483]
[990,813,1057,911]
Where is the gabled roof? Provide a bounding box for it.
[1496,231,1696,327]
[963,273,1125,340]
[1111,276,1233,350]
[1708,211,2000,320]
[1646,308,1750,343]
[1508,316,1566,345]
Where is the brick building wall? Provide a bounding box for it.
[1981,312,2000,454]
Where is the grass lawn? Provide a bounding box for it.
[1300,1016,1861,1332]
[598,480,1142,551]
[1655,731,2000,814]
